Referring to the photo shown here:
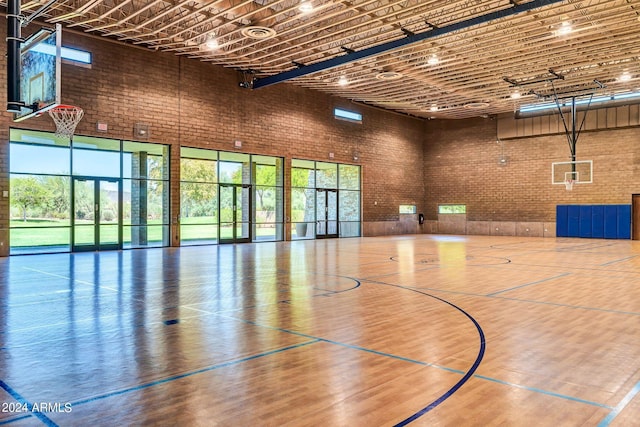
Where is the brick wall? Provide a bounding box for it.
[0,23,426,252]
[2,22,639,254]
[425,117,640,223]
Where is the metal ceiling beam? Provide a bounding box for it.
[253,0,566,89]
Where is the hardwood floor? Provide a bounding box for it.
[1,235,639,426]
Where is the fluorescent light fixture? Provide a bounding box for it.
[519,91,640,114]
[334,107,362,123]
[555,21,572,36]
[200,34,219,51]
[619,71,632,82]
[299,1,313,13]
[30,42,92,64]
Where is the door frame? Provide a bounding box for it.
[218,183,252,244]
[71,176,122,252]
[316,188,339,239]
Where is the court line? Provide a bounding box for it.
[70,340,319,407]
[0,414,32,425]
[397,285,640,317]
[493,295,640,316]
[485,272,571,296]
[219,309,610,409]
[217,281,486,425]
[227,316,430,366]
[380,284,486,427]
[599,255,639,266]
[312,275,361,294]
[0,276,359,342]
[5,251,638,424]
[0,380,59,427]
[505,261,640,275]
[0,278,359,351]
[597,380,640,426]
[362,279,614,412]
[475,374,612,409]
[20,267,98,288]
[4,272,615,424]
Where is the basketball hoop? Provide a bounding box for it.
[564,179,574,191]
[48,105,84,139]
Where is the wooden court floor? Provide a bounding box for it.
[1,235,640,426]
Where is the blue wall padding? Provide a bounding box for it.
[618,205,631,239]
[557,204,631,239]
[568,205,581,237]
[591,205,604,238]
[579,205,592,237]
[556,205,568,237]
[604,205,618,238]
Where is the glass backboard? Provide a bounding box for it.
[14,24,61,122]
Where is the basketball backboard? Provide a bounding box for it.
[551,160,593,185]
[13,24,61,122]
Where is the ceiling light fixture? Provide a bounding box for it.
[337,76,349,86]
[519,91,640,115]
[464,102,490,110]
[619,71,632,82]
[430,104,438,112]
[200,33,219,51]
[510,90,521,99]
[427,54,440,66]
[555,21,572,36]
[299,1,313,13]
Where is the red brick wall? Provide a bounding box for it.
[4,22,638,253]
[0,23,426,251]
[425,117,640,222]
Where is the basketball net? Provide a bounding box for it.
[48,105,84,139]
[564,179,574,191]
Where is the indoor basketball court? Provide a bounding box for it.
[1,0,640,426]
[1,235,639,425]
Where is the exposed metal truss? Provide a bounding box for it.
[7,0,640,119]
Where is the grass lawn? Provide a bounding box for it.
[10,217,281,248]
[10,219,166,247]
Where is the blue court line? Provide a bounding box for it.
[600,255,639,266]
[397,285,640,317]
[70,340,319,407]
[475,374,612,409]
[390,286,485,427]
[0,414,32,425]
[493,296,640,316]
[0,381,59,427]
[486,273,571,296]
[230,315,613,413]
[237,278,486,425]
[0,277,358,351]
[598,380,640,426]
[232,318,430,366]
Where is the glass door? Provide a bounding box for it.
[72,177,121,251]
[219,184,251,243]
[316,189,338,238]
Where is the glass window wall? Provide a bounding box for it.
[9,129,170,254]
[291,160,361,239]
[180,148,284,245]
